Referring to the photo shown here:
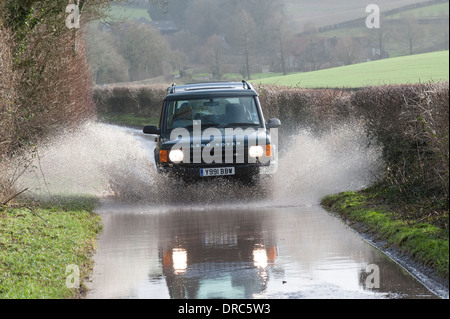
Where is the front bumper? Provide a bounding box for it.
[156,162,270,181]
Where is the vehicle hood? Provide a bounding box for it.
[160,128,269,149]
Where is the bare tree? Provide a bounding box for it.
[200,34,227,80]
[85,25,130,84]
[226,9,257,80]
[335,37,362,65]
[184,0,220,39]
[367,21,391,59]
[112,22,172,81]
[303,21,320,71]
[400,15,423,55]
[269,12,293,75]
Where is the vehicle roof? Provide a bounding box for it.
[164,81,258,99]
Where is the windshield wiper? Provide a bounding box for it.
[182,123,221,130]
[170,123,260,131]
[222,123,261,127]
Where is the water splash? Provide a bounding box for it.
[20,120,382,206]
[272,121,383,205]
[21,121,157,200]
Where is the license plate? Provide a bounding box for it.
[200,167,235,177]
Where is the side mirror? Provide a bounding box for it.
[266,118,281,129]
[143,125,161,135]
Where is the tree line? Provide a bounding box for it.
[86,0,449,84]
[87,0,292,83]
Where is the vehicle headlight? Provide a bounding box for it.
[169,149,184,163]
[249,145,264,158]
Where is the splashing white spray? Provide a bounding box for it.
[19,120,382,206]
[21,121,157,200]
[272,121,382,205]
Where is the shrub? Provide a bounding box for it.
[0,25,18,158]
[93,84,167,118]
[1,2,97,204]
[352,83,449,203]
[0,24,20,202]
[92,82,449,209]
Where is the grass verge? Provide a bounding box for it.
[0,196,102,299]
[321,187,449,279]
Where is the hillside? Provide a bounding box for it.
[90,0,448,85]
[117,0,440,33]
[254,50,449,88]
[284,0,440,32]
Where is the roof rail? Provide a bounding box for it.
[242,80,253,90]
[167,83,176,93]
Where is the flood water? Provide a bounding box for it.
[20,122,444,299]
[86,201,437,299]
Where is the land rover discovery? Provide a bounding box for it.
[143,81,280,183]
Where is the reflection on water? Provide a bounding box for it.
[171,248,188,275]
[86,203,437,299]
[158,208,278,299]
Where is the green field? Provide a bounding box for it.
[106,4,152,21]
[386,2,449,19]
[254,51,449,88]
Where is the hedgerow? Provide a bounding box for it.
[93,82,449,212]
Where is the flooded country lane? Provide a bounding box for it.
[85,201,438,299]
[20,122,443,299]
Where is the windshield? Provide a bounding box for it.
[164,96,262,132]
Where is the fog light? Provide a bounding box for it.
[249,145,264,158]
[169,149,184,163]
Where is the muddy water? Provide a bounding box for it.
[18,122,440,299]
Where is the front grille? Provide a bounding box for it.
[185,146,251,166]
